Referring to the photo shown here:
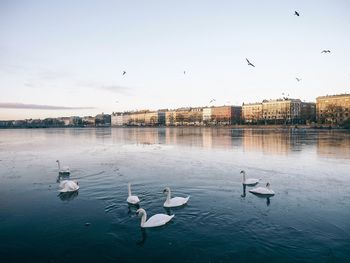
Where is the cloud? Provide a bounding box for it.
[99,85,130,93]
[78,81,132,95]
[0,102,95,110]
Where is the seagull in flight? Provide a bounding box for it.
[246,58,255,67]
[209,99,216,103]
[294,11,300,16]
[321,50,331,53]
[122,71,127,75]
[296,77,302,82]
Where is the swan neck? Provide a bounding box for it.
[128,184,131,197]
[57,161,61,170]
[166,189,171,203]
[140,211,147,227]
[242,172,246,183]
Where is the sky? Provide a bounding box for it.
[0,0,349,120]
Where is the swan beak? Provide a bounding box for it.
[163,189,167,193]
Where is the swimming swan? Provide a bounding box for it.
[136,208,174,228]
[56,160,70,176]
[59,180,79,192]
[126,183,140,205]
[249,182,275,196]
[241,170,259,186]
[163,187,190,208]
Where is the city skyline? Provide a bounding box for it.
[1,0,350,120]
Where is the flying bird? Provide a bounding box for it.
[294,11,300,16]
[246,58,255,67]
[321,50,331,53]
[209,99,216,103]
[122,71,127,75]
[296,77,302,82]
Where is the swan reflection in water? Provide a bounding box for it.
[136,228,147,246]
[241,184,271,206]
[58,191,78,201]
[241,184,247,197]
[56,174,70,183]
[127,203,140,215]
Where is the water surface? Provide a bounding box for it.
[0,128,349,262]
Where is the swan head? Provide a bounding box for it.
[56,160,59,163]
[266,182,270,188]
[240,170,245,174]
[163,187,170,194]
[136,208,145,216]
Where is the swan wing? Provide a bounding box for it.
[143,214,174,228]
[59,181,79,192]
[249,187,274,195]
[244,178,259,185]
[164,196,190,207]
[127,195,140,204]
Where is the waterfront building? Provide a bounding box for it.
[300,102,316,124]
[111,112,125,126]
[261,99,302,124]
[127,110,166,126]
[95,113,111,127]
[82,116,95,127]
[316,94,350,125]
[203,106,242,125]
[202,108,212,123]
[242,102,263,124]
[166,107,203,126]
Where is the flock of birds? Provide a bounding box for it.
[56,161,275,228]
[120,10,332,88]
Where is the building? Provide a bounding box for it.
[242,103,263,124]
[127,110,166,126]
[316,94,350,125]
[203,106,242,125]
[300,102,316,124]
[261,99,302,124]
[111,112,125,126]
[242,99,315,124]
[202,108,212,123]
[166,107,203,126]
[82,116,95,127]
[95,113,111,127]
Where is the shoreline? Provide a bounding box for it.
[0,124,348,130]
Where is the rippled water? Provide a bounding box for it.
[0,128,350,262]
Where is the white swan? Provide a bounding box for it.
[241,170,259,186]
[126,183,140,205]
[163,187,190,208]
[136,208,174,228]
[59,180,79,192]
[56,160,70,176]
[249,182,275,196]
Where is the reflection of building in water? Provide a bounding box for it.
[202,128,235,149]
[317,132,350,159]
[202,106,242,125]
[316,94,350,125]
[242,129,296,154]
[121,128,160,144]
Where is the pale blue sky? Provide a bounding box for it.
[0,0,349,120]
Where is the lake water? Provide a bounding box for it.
[0,128,350,263]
